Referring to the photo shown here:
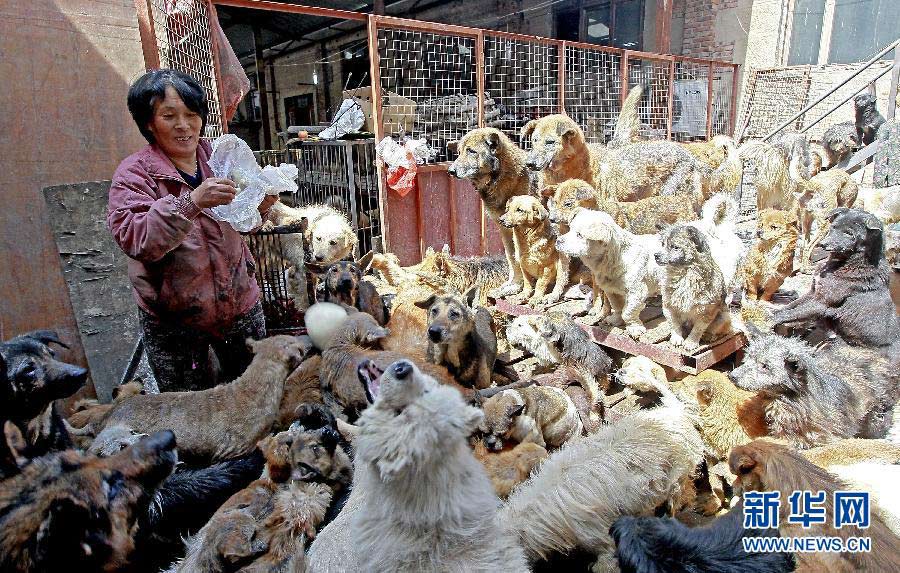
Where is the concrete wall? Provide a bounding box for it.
[0,1,146,374]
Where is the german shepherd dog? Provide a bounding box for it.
[321,261,388,326]
[415,287,498,389]
[0,430,177,572]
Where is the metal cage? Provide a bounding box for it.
[242,223,309,334]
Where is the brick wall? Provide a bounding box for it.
[681,0,739,61]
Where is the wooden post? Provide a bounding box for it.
[367,15,390,254]
[476,31,485,128]
[655,0,672,53]
[620,51,629,105]
[373,0,385,15]
[134,0,161,69]
[667,58,675,140]
[207,0,230,134]
[706,61,714,139]
[253,24,272,149]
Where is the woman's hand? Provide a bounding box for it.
[190,178,237,208]
[258,195,279,215]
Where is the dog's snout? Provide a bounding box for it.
[338,276,353,289]
[427,325,443,342]
[525,158,538,170]
[727,371,738,384]
[447,165,458,177]
[484,435,502,451]
[654,252,665,264]
[315,254,325,262]
[392,361,413,380]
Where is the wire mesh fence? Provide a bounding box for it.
[253,140,381,259]
[147,0,224,138]
[243,223,308,334]
[627,56,672,140]
[564,45,623,144]
[711,64,736,137]
[737,68,812,141]
[483,36,560,148]
[672,60,710,141]
[377,27,478,162]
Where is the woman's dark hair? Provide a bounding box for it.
[127,69,208,143]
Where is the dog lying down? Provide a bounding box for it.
[351,360,529,572]
[500,361,704,572]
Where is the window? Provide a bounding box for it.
[555,0,645,50]
[787,0,900,65]
[284,94,314,127]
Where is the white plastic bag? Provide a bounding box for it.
[319,99,365,140]
[375,137,436,197]
[207,134,299,232]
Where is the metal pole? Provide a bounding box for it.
[253,24,272,149]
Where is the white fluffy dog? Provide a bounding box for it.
[267,202,358,308]
[556,209,663,337]
[500,371,704,572]
[349,360,528,572]
[687,193,746,288]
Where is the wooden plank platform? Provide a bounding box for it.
[492,296,746,375]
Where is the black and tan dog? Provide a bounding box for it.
[774,207,900,350]
[321,261,388,326]
[415,287,498,390]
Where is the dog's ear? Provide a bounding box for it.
[446,139,460,156]
[414,294,437,310]
[342,227,358,248]
[520,120,538,142]
[507,403,525,418]
[463,285,479,308]
[574,183,595,201]
[531,201,548,221]
[556,119,578,139]
[485,130,501,151]
[320,427,341,454]
[4,421,29,469]
[827,207,850,223]
[459,404,484,434]
[684,225,708,252]
[862,212,885,265]
[25,330,68,350]
[695,380,713,406]
[729,449,758,477]
[580,219,613,242]
[541,184,557,199]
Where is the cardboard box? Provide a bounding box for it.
[344,87,417,135]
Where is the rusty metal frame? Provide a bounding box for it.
[134,0,161,69]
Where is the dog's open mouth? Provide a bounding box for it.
[358,360,385,403]
[291,462,323,482]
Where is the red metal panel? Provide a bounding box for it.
[385,186,420,266]
[484,216,504,255]
[450,178,483,257]
[417,170,453,254]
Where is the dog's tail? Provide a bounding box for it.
[701,193,738,230]
[706,135,742,195]
[305,302,350,351]
[610,84,643,148]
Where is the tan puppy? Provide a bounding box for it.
[740,208,799,301]
[472,441,548,499]
[655,224,732,351]
[414,287,497,389]
[498,195,566,305]
[479,386,583,451]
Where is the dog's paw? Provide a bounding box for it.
[541,292,562,305]
[491,282,522,298]
[681,338,701,352]
[602,312,623,327]
[625,323,646,339]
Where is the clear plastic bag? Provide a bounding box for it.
[375,137,435,197]
[207,135,299,232]
[319,99,365,140]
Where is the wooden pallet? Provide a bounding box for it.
[493,297,746,375]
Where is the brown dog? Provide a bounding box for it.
[740,208,799,301]
[472,440,548,499]
[479,385,583,450]
[730,440,900,572]
[0,430,176,572]
[321,261,388,326]
[415,287,497,389]
[498,195,566,305]
[447,128,538,298]
[98,336,311,464]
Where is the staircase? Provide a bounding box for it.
[761,38,900,175]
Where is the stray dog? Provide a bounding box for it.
[275,354,323,431]
[738,140,793,210]
[69,380,146,432]
[0,430,176,572]
[169,425,349,573]
[480,385,583,450]
[855,92,886,145]
[321,261,388,325]
[99,336,310,464]
[856,184,900,224]
[730,327,900,448]
[731,440,900,572]
[821,121,859,167]
[611,501,794,573]
[415,287,497,389]
[472,440,548,499]
[740,208,799,301]
[500,365,704,572]
[0,330,87,424]
[773,208,900,349]
[448,128,538,297]
[557,209,663,337]
[656,224,732,351]
[687,193,745,289]
[521,114,607,188]
[498,195,567,305]
[352,360,529,571]
[803,438,900,468]
[506,312,612,406]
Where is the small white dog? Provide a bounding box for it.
[686,193,746,289]
[556,209,663,338]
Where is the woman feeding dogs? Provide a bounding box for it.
[107,69,277,392]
